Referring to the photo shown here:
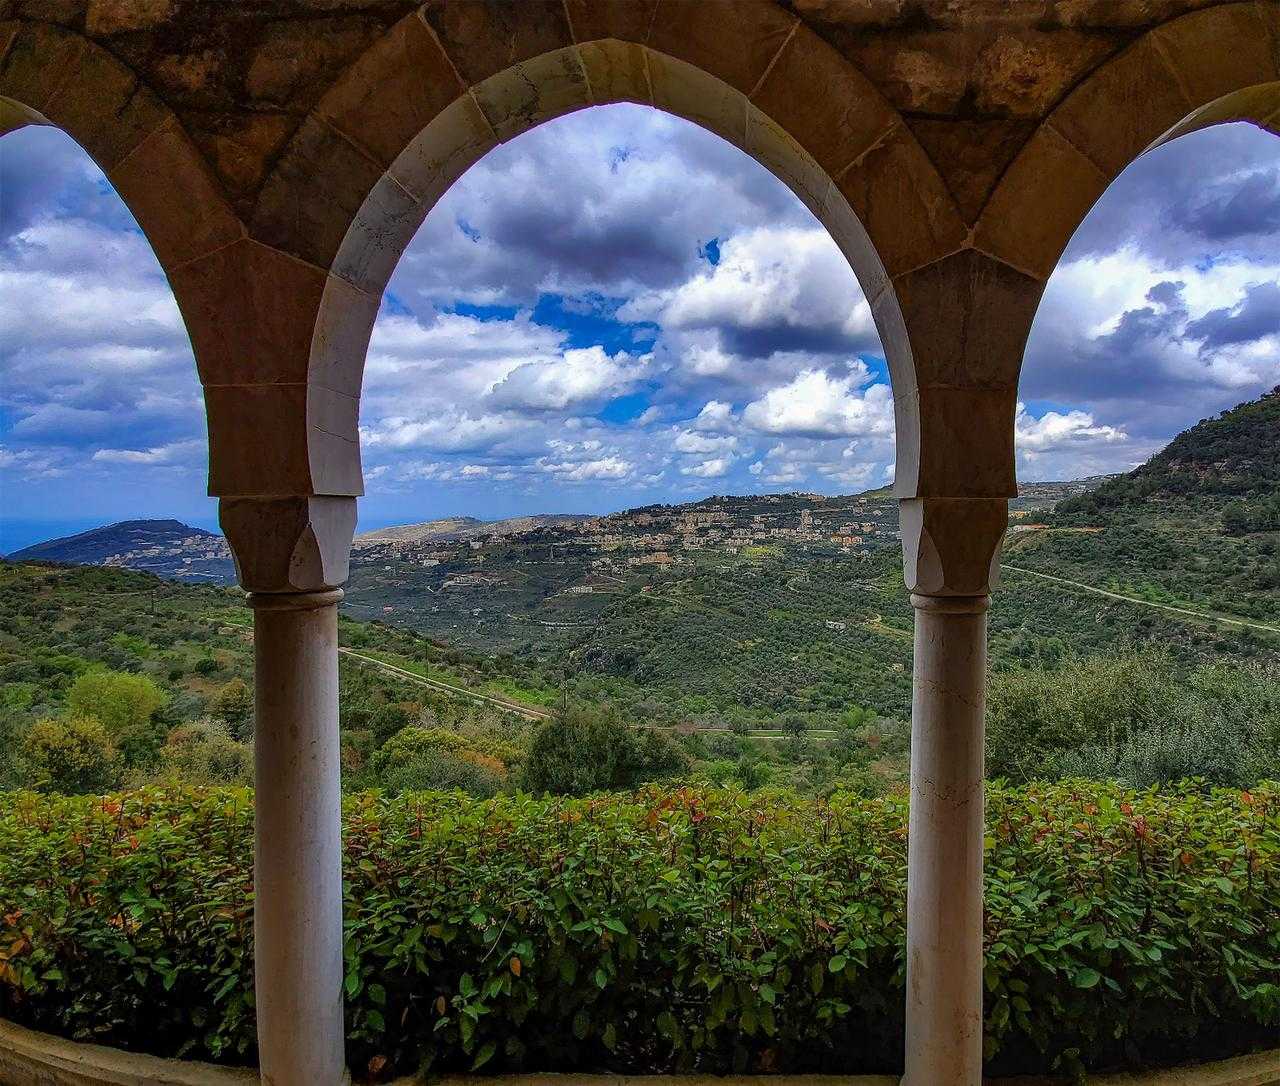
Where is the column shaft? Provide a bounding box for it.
[251,590,346,1086]
[903,593,988,1086]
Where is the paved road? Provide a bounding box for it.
[1002,564,1280,635]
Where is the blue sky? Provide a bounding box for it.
[3,105,1280,551]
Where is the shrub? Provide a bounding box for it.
[370,726,520,798]
[0,783,1275,1077]
[523,705,689,796]
[378,748,506,798]
[209,680,253,741]
[67,669,166,768]
[19,716,119,794]
[986,652,1280,786]
[152,720,252,787]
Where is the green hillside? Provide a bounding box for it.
[1008,388,1280,626]
[1057,386,1280,513]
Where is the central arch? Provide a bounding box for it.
[241,2,973,507]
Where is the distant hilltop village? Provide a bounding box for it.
[6,480,1106,588]
[350,491,902,573]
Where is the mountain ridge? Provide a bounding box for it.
[1055,387,1280,520]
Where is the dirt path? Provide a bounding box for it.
[338,648,555,720]
[1002,564,1280,635]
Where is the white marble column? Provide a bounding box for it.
[249,588,346,1086]
[898,497,1007,1086]
[221,496,357,1086]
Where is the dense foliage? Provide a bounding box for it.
[987,650,1280,787]
[1057,387,1280,514]
[1,784,1276,1079]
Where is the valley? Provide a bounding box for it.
[2,388,1277,795]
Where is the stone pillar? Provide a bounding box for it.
[221,496,357,1086]
[899,497,1007,1086]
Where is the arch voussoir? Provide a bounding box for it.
[0,19,244,276]
[470,45,592,140]
[1151,2,1280,119]
[0,20,82,118]
[420,0,576,87]
[974,123,1109,281]
[315,9,465,171]
[977,2,1280,288]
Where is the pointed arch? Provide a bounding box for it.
[237,0,970,503]
[976,2,1280,285]
[0,17,249,493]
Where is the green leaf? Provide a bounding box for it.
[471,1041,496,1070]
[1072,968,1102,989]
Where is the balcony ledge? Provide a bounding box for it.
[2,1019,1278,1086]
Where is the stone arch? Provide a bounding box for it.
[0,17,249,492]
[244,0,973,505]
[950,0,1280,502]
[976,2,1280,286]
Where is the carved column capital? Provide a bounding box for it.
[900,496,1007,598]
[219,495,356,594]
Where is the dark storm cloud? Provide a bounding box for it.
[716,321,868,360]
[1175,168,1280,242]
[1185,281,1280,350]
[1063,123,1280,264]
[1091,283,1185,360]
[387,104,815,308]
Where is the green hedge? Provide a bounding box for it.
[1,783,1277,1078]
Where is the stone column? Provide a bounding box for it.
[899,497,1007,1086]
[221,496,357,1086]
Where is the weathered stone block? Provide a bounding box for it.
[387,94,497,209]
[648,49,748,145]
[330,171,425,295]
[578,38,651,105]
[0,22,82,112]
[649,0,796,96]
[471,45,591,141]
[975,122,1108,278]
[306,385,363,496]
[168,239,328,388]
[1050,34,1191,177]
[751,23,897,180]
[251,114,385,272]
[891,249,1045,389]
[43,41,168,171]
[420,0,572,86]
[108,116,244,271]
[191,112,296,200]
[312,274,381,399]
[909,117,1034,226]
[836,124,967,278]
[908,385,1019,500]
[563,0,658,44]
[204,384,315,498]
[317,10,463,169]
[1153,3,1280,109]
